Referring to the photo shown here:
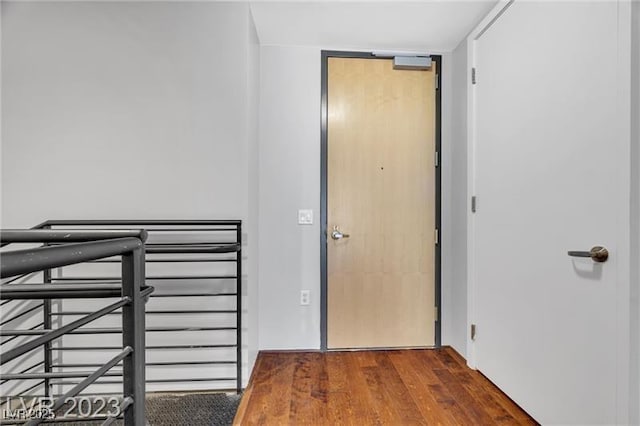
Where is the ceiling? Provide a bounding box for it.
[249,1,498,52]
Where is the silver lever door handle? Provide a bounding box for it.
[568,246,608,263]
[331,226,350,240]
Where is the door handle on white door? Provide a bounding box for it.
[331,226,350,240]
[567,246,609,263]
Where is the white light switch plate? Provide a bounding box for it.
[298,209,313,225]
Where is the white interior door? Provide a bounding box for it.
[472,1,629,424]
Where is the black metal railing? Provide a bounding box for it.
[0,230,152,425]
[5,220,243,399]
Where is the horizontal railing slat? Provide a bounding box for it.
[42,219,241,226]
[0,237,143,278]
[0,229,148,244]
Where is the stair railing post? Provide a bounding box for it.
[236,223,242,392]
[42,223,52,399]
[121,246,146,425]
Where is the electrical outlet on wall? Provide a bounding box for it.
[300,290,310,305]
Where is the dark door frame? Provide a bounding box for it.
[320,50,443,351]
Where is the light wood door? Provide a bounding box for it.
[327,57,436,349]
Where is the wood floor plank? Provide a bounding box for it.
[308,352,331,425]
[233,353,263,425]
[372,352,427,425]
[237,353,277,426]
[267,353,297,423]
[388,350,458,426]
[451,370,512,424]
[433,367,496,424]
[343,352,384,426]
[470,371,538,425]
[242,352,296,425]
[440,347,536,423]
[287,353,317,424]
[413,351,478,425]
[234,347,539,425]
[360,365,399,424]
[324,353,354,425]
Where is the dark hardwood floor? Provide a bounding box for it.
[234,346,537,425]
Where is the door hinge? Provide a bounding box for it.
[471,324,477,340]
[471,67,477,85]
[435,151,439,167]
[434,229,439,245]
[435,73,439,90]
[471,196,477,213]
[434,306,439,322]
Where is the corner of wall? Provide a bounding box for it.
[442,37,469,361]
[440,50,454,350]
[246,5,261,383]
[629,1,640,422]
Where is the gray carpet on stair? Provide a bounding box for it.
[146,392,241,426]
[47,392,241,426]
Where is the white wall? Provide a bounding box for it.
[257,45,455,351]
[246,8,261,372]
[442,38,468,358]
[1,1,259,388]
[257,45,321,349]
[630,0,640,422]
[2,2,250,226]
